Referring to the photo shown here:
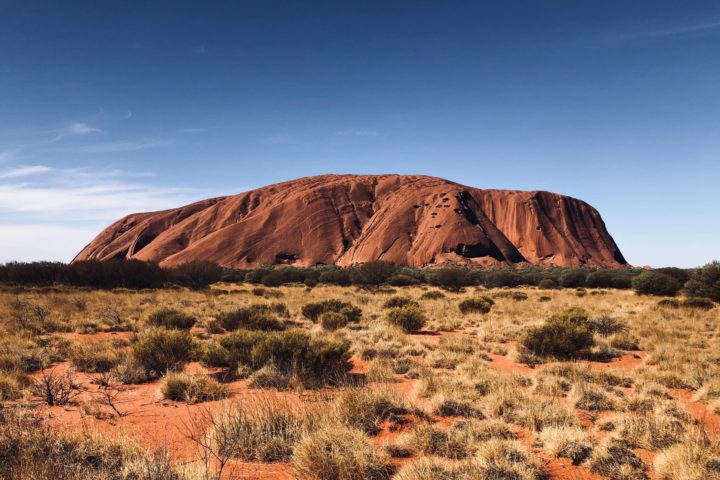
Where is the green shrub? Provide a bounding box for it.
[349,261,397,287]
[320,311,348,331]
[492,291,528,301]
[382,296,419,309]
[421,290,446,300]
[386,306,427,332]
[132,328,196,376]
[203,330,351,384]
[69,342,121,373]
[632,271,681,296]
[658,298,680,309]
[550,307,591,326]
[522,317,594,359]
[160,372,227,403]
[683,260,720,301]
[427,268,475,292]
[387,274,420,286]
[147,308,197,330]
[458,296,494,314]
[681,297,715,310]
[301,299,361,323]
[538,279,558,289]
[215,303,288,331]
[559,271,587,288]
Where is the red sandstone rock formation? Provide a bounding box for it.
[74,174,627,268]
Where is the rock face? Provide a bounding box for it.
[74,174,627,269]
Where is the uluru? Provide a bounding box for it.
[74,174,627,269]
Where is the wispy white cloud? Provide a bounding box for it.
[614,19,720,40]
[65,122,103,136]
[50,139,174,154]
[334,128,379,137]
[0,166,199,220]
[179,127,208,133]
[0,165,53,179]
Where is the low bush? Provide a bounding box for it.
[209,395,316,462]
[147,308,197,330]
[632,271,681,296]
[681,297,715,310]
[458,296,494,314]
[521,316,594,359]
[382,296,419,309]
[559,271,587,288]
[427,268,475,292]
[203,330,351,385]
[492,291,528,301]
[215,303,288,331]
[420,290,445,300]
[132,328,197,377]
[334,388,409,435]
[301,299,362,323]
[682,260,720,302]
[293,425,395,480]
[160,372,227,403]
[69,341,121,373]
[471,439,543,480]
[386,305,427,332]
[538,278,558,289]
[319,311,348,331]
[589,439,649,480]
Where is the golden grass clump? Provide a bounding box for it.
[292,424,394,480]
[160,372,227,403]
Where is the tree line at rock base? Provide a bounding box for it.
[0,259,718,301]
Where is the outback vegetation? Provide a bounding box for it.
[0,259,718,479]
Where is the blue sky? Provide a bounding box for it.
[0,1,718,267]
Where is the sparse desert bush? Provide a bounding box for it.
[319,311,348,331]
[394,458,467,480]
[147,308,197,330]
[407,422,475,459]
[209,395,316,462]
[589,439,649,480]
[110,356,152,384]
[573,383,620,411]
[69,341,121,373]
[382,296,419,309]
[247,364,291,390]
[616,412,686,450]
[202,330,351,385]
[132,328,197,377]
[610,331,641,350]
[654,430,720,480]
[215,304,287,331]
[521,315,594,359]
[334,388,409,435]
[538,426,594,465]
[386,305,427,332]
[301,299,361,323]
[0,407,188,480]
[387,273,420,286]
[680,297,715,310]
[420,290,445,300]
[492,290,528,301]
[293,424,394,480]
[458,296,494,314]
[632,271,681,296]
[470,439,543,480]
[658,298,680,309]
[161,371,227,403]
[591,315,627,336]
